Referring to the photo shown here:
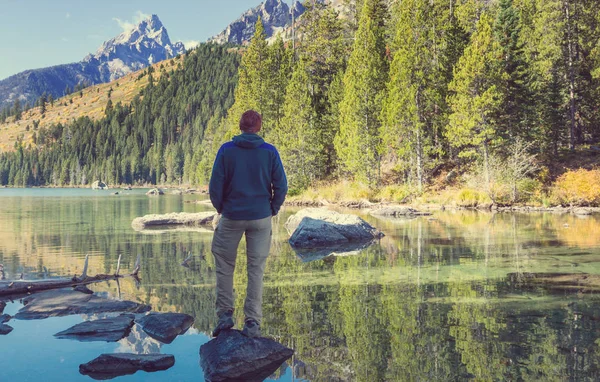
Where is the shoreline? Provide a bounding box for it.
[284,198,600,215]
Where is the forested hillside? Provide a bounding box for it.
[0,44,239,186]
[1,0,599,206]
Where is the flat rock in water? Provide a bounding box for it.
[146,188,164,196]
[200,330,294,382]
[132,212,216,231]
[79,353,175,380]
[0,324,13,335]
[369,206,432,217]
[54,314,135,342]
[286,208,383,249]
[15,289,151,320]
[0,313,12,334]
[135,312,194,344]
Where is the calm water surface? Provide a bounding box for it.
[1,188,600,381]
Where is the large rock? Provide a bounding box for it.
[54,314,135,342]
[15,289,151,320]
[0,314,12,335]
[91,181,108,190]
[135,312,194,344]
[200,329,294,382]
[286,208,384,249]
[79,353,175,380]
[132,212,217,231]
[369,206,432,217]
[146,188,164,196]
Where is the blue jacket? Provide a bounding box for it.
[209,133,288,220]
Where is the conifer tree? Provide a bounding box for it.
[335,0,389,186]
[275,58,321,191]
[225,17,270,139]
[382,0,452,192]
[493,0,533,145]
[447,13,502,182]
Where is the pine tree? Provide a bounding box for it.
[298,3,346,176]
[274,58,322,191]
[447,13,502,182]
[493,0,533,145]
[225,17,270,139]
[13,99,22,121]
[335,0,389,186]
[382,0,453,192]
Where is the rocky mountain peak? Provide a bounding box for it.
[87,14,185,81]
[208,0,306,45]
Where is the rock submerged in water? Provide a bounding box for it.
[132,212,217,231]
[285,209,384,259]
[0,314,12,335]
[200,329,294,382]
[15,289,151,320]
[146,188,164,196]
[79,353,175,380]
[369,206,432,217]
[54,314,135,342]
[135,312,194,344]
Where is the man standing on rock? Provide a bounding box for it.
[209,110,288,338]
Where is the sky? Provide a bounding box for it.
[0,0,265,80]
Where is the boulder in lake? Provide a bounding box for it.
[132,212,216,231]
[200,329,294,382]
[0,314,12,335]
[54,314,135,342]
[286,208,384,249]
[146,188,164,196]
[135,312,194,344]
[79,353,175,380]
[91,181,108,190]
[369,206,431,217]
[0,324,12,335]
[15,289,151,320]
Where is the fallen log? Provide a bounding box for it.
[0,254,141,299]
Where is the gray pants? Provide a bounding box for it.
[211,215,272,324]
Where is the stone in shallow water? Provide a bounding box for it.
[286,209,384,249]
[15,289,151,320]
[79,353,175,380]
[54,314,135,342]
[200,329,294,382]
[0,314,12,335]
[135,312,194,344]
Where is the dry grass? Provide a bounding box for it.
[0,56,184,152]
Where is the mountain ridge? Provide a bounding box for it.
[0,14,185,110]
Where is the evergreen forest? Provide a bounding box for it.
[1,0,599,205]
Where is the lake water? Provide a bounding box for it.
[1,189,600,381]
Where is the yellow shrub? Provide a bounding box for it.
[553,169,600,206]
[454,189,491,207]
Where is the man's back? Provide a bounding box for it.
[209,133,287,220]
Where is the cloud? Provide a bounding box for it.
[66,12,71,19]
[113,11,150,33]
[182,40,200,49]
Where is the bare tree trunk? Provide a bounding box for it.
[415,89,424,193]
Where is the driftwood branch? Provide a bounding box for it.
[0,255,141,298]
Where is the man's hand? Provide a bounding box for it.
[212,213,221,230]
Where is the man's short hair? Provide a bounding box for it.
[240,110,262,133]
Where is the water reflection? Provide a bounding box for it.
[0,190,600,380]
